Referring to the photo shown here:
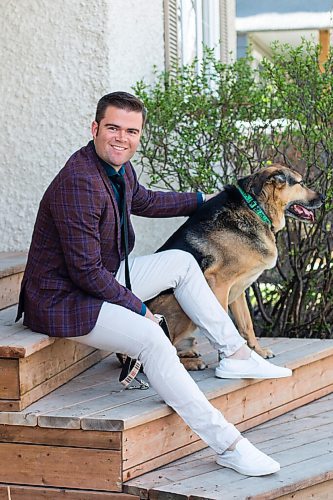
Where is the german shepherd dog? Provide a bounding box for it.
[147,164,324,370]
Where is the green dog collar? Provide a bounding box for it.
[237,185,272,227]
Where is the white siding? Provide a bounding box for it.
[220,0,236,62]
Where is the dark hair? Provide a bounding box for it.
[95,91,147,126]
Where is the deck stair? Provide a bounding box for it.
[124,392,333,499]
[0,252,26,310]
[0,331,333,497]
[0,253,110,411]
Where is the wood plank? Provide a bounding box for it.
[0,443,122,492]
[13,355,121,410]
[19,340,96,394]
[35,374,158,430]
[0,252,26,279]
[0,410,37,427]
[254,390,333,429]
[237,383,333,433]
[245,418,333,454]
[31,354,122,396]
[0,358,19,399]
[276,478,333,500]
[124,439,205,484]
[0,325,25,341]
[0,273,23,310]
[255,337,319,357]
[0,326,54,358]
[0,425,121,450]
[124,447,218,499]
[123,412,200,472]
[319,28,330,72]
[37,390,157,431]
[0,356,125,424]
[220,455,333,500]
[0,349,110,412]
[271,339,333,369]
[0,305,17,323]
[0,342,96,400]
[0,485,139,500]
[81,394,171,432]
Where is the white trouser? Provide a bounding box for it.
[70,250,245,453]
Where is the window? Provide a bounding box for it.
[164,0,236,70]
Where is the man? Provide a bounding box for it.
[17,91,291,477]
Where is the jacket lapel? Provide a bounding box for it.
[90,144,123,253]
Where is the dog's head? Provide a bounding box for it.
[238,164,325,232]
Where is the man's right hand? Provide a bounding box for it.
[145,308,160,323]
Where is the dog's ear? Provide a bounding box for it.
[241,170,287,196]
[238,170,273,196]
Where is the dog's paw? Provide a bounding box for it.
[180,357,206,370]
[175,336,200,358]
[177,348,200,358]
[252,345,275,359]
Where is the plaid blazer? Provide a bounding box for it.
[18,141,198,337]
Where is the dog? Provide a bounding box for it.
[146,164,324,370]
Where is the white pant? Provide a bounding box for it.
[70,250,245,453]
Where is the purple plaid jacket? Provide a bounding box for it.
[18,141,198,337]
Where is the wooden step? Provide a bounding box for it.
[0,252,27,310]
[0,335,332,495]
[124,392,333,499]
[0,484,139,499]
[0,306,110,411]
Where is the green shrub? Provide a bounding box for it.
[133,42,333,339]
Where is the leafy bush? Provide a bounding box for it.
[133,41,333,339]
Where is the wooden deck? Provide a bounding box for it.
[1,334,333,496]
[124,392,333,499]
[1,252,333,498]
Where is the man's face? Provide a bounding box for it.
[91,105,143,170]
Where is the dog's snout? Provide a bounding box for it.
[319,193,326,203]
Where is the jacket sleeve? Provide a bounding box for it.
[49,172,144,315]
[130,165,199,217]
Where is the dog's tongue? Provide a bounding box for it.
[292,204,315,222]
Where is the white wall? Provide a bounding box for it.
[0,0,167,254]
[105,0,183,256]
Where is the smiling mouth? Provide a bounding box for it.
[111,145,127,151]
[286,203,315,222]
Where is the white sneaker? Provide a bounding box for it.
[215,350,292,379]
[216,438,280,476]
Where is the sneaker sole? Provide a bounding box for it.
[216,457,280,476]
[215,368,292,379]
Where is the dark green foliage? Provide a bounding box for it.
[133,42,333,339]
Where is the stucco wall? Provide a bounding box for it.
[1,0,169,255]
